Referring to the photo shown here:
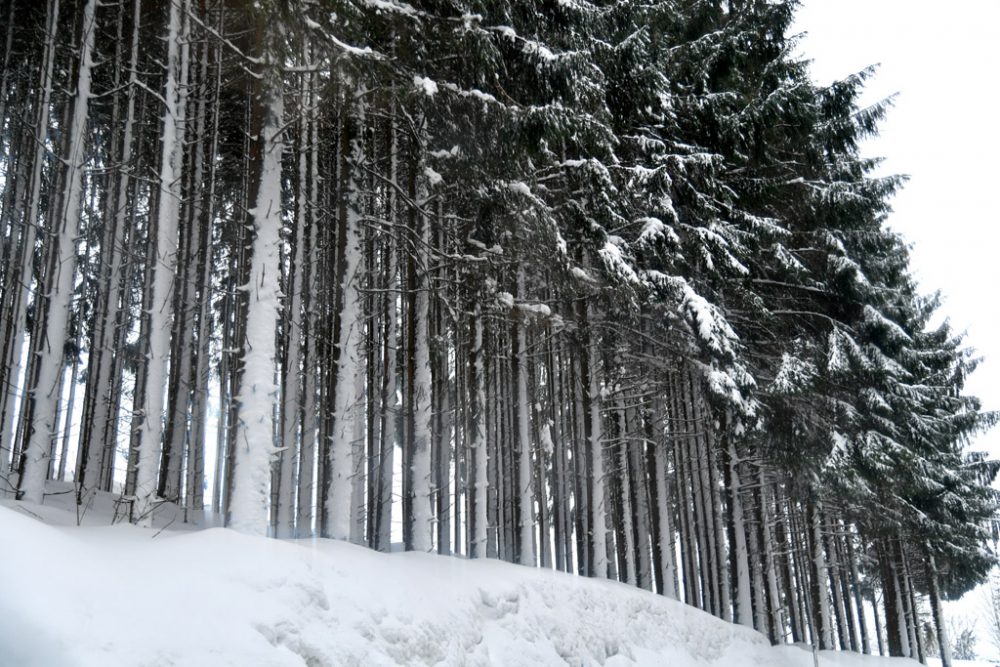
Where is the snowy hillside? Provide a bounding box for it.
[1,495,923,667]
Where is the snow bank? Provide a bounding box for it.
[1,496,923,667]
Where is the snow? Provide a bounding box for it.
[598,240,640,284]
[0,495,926,666]
[439,80,499,106]
[361,0,419,18]
[229,69,285,536]
[410,213,434,552]
[413,75,438,96]
[771,353,818,394]
[517,302,552,318]
[636,217,669,244]
[507,181,533,197]
[424,166,443,185]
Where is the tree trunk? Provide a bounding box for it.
[20,0,97,505]
[515,270,535,567]
[227,35,284,535]
[1,0,60,489]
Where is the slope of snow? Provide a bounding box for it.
[1,493,923,667]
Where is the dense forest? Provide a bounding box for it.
[0,0,995,664]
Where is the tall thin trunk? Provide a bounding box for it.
[133,0,188,522]
[295,62,320,538]
[187,16,223,516]
[586,314,607,578]
[470,306,488,558]
[227,39,284,536]
[760,472,784,644]
[652,397,677,598]
[159,6,193,503]
[408,137,433,552]
[727,438,753,625]
[871,585,886,656]
[900,548,924,663]
[515,269,535,567]
[324,88,366,542]
[845,528,871,654]
[20,0,97,504]
[1,0,60,484]
[825,517,850,650]
[374,190,396,549]
[615,398,636,585]
[927,550,950,667]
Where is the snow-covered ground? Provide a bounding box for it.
[1,489,930,666]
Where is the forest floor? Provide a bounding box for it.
[0,486,934,666]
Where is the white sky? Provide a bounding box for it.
[793,0,1000,459]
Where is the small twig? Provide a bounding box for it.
[13,504,43,521]
[151,513,177,539]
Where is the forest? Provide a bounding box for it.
[0,0,996,664]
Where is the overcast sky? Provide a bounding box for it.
[793,1,1000,458]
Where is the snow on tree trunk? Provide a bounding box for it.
[273,62,311,540]
[274,220,302,538]
[728,438,753,627]
[704,411,729,622]
[761,471,784,643]
[375,220,396,551]
[160,8,193,503]
[617,398,636,586]
[927,551,951,667]
[1,0,60,486]
[410,191,433,553]
[296,63,320,539]
[516,270,535,567]
[20,0,96,505]
[471,307,488,558]
[79,0,137,497]
[227,59,284,536]
[0,0,14,138]
[349,349,367,545]
[870,583,885,655]
[653,398,677,598]
[811,501,833,650]
[186,21,221,515]
[845,529,871,654]
[894,562,909,656]
[587,321,608,579]
[901,556,923,661]
[325,92,365,542]
[133,0,186,524]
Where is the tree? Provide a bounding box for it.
[1,2,995,659]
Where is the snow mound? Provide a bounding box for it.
[0,499,922,667]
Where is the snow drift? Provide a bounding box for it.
[1,495,922,667]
